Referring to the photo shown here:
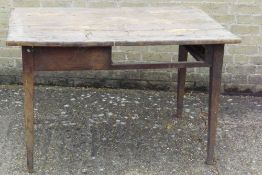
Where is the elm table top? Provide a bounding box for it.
[6,7,241,47]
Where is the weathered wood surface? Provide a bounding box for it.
[176,46,188,118]
[22,47,35,173]
[206,44,224,165]
[7,7,241,47]
[34,47,112,71]
[110,61,209,70]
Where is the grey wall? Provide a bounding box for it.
[0,0,261,94]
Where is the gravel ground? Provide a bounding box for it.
[0,85,261,175]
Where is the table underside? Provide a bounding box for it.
[25,45,212,72]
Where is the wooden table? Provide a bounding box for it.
[6,7,241,173]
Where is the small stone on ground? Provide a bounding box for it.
[0,85,261,175]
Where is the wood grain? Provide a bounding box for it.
[22,46,35,173]
[34,47,112,71]
[206,44,224,165]
[176,45,188,118]
[110,61,209,70]
[7,7,241,47]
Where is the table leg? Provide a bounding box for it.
[176,45,188,118]
[206,45,224,164]
[22,47,35,173]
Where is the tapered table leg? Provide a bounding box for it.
[206,45,224,164]
[22,47,35,173]
[176,45,188,118]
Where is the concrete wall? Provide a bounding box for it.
[0,0,261,94]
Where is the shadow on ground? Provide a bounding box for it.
[0,85,261,175]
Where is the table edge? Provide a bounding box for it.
[6,39,242,47]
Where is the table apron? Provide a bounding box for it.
[22,46,213,71]
[31,46,112,71]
